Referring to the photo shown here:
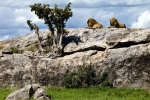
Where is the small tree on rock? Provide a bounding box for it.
[29,2,73,57]
[27,20,43,52]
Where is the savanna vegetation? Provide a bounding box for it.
[1,2,150,100]
[2,63,150,100]
[1,87,150,100]
[46,87,150,100]
[63,64,113,88]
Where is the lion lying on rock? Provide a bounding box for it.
[108,17,126,28]
[87,18,103,29]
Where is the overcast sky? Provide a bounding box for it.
[0,0,150,41]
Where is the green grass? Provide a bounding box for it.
[1,87,150,100]
[46,87,150,100]
[0,87,16,100]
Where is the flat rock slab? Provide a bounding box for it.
[0,28,150,90]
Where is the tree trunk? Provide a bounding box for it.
[34,24,43,52]
[58,25,64,55]
[49,26,56,46]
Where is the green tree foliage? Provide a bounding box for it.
[27,20,34,30]
[29,3,73,56]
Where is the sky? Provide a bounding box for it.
[0,0,150,41]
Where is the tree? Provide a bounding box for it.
[29,2,73,57]
[27,20,43,52]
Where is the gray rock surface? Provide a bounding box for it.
[5,84,32,100]
[2,44,13,54]
[0,28,150,90]
[34,88,51,100]
[0,51,3,57]
[6,84,51,100]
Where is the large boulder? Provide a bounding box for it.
[0,28,150,90]
[6,84,51,100]
[5,84,33,100]
[34,88,51,100]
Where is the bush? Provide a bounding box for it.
[28,44,37,52]
[11,47,19,53]
[63,64,113,88]
[44,46,51,53]
[63,72,81,88]
[101,79,113,88]
[11,47,24,54]
[78,64,96,87]
[98,72,113,88]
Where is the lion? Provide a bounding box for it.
[87,18,103,29]
[108,17,126,28]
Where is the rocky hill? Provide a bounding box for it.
[0,28,150,90]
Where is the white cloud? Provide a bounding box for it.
[0,0,150,40]
[14,8,44,28]
[15,16,27,23]
[126,0,148,5]
[131,11,150,28]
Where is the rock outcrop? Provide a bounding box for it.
[0,28,150,90]
[5,84,52,100]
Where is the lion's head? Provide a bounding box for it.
[109,17,119,28]
[87,18,98,27]
[109,17,126,28]
[87,18,103,29]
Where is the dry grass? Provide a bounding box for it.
[0,43,4,49]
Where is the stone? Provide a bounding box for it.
[2,45,13,54]
[32,84,41,92]
[5,84,33,100]
[1,28,150,90]
[0,50,3,57]
[6,84,51,100]
[34,88,51,100]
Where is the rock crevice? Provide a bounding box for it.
[0,28,150,90]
